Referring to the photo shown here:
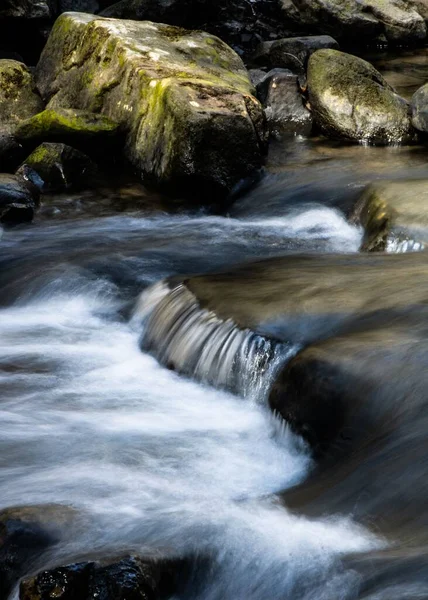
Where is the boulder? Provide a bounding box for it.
[59,0,100,12]
[411,0,428,21]
[0,131,25,171]
[0,504,77,600]
[35,13,266,203]
[0,0,56,19]
[19,142,98,191]
[252,35,339,71]
[20,553,187,600]
[280,0,427,45]
[0,60,44,126]
[307,49,414,144]
[256,69,312,135]
[411,82,428,132]
[0,170,43,223]
[351,178,428,252]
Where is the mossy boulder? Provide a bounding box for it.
[307,49,414,144]
[35,13,266,202]
[0,60,44,126]
[0,0,56,19]
[19,142,98,191]
[281,0,427,45]
[351,178,428,251]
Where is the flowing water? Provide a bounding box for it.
[2,54,428,599]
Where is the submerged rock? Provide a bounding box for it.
[351,178,428,252]
[35,13,266,203]
[252,35,339,71]
[256,69,312,135]
[20,553,187,600]
[0,60,44,126]
[281,0,427,45]
[0,170,43,224]
[19,142,98,191]
[307,49,413,144]
[0,504,77,600]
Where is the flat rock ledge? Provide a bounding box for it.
[35,13,267,203]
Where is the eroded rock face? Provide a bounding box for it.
[280,0,427,45]
[0,60,44,126]
[351,178,428,252]
[307,49,413,143]
[35,13,266,203]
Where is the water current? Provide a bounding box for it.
[3,51,428,599]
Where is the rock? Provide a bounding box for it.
[100,0,292,55]
[0,60,44,126]
[281,0,427,45]
[19,142,98,192]
[35,13,266,203]
[351,178,428,252]
[0,130,25,171]
[0,0,56,19]
[307,49,413,144]
[0,504,77,600]
[20,554,187,600]
[252,35,339,71]
[59,0,100,13]
[15,108,120,152]
[256,68,312,135]
[411,82,428,132]
[410,0,428,21]
[0,171,43,224]
[248,68,268,88]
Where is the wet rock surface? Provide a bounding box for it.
[351,178,428,252]
[0,505,77,600]
[307,49,414,143]
[0,171,42,224]
[252,35,339,71]
[256,69,312,135]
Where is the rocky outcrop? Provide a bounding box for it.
[307,49,414,144]
[19,142,97,191]
[35,13,266,203]
[0,60,44,126]
[351,178,428,252]
[256,69,312,135]
[280,0,427,45]
[252,35,339,71]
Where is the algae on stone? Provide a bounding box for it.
[35,13,266,201]
[307,49,414,144]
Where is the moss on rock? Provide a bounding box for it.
[35,12,266,202]
[307,49,414,144]
[0,60,44,126]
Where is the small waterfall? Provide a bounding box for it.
[134,281,296,403]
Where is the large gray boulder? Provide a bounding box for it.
[307,49,414,144]
[280,0,427,45]
[35,13,266,202]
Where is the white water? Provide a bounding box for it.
[0,206,380,599]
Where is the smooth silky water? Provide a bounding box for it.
[3,65,428,598]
